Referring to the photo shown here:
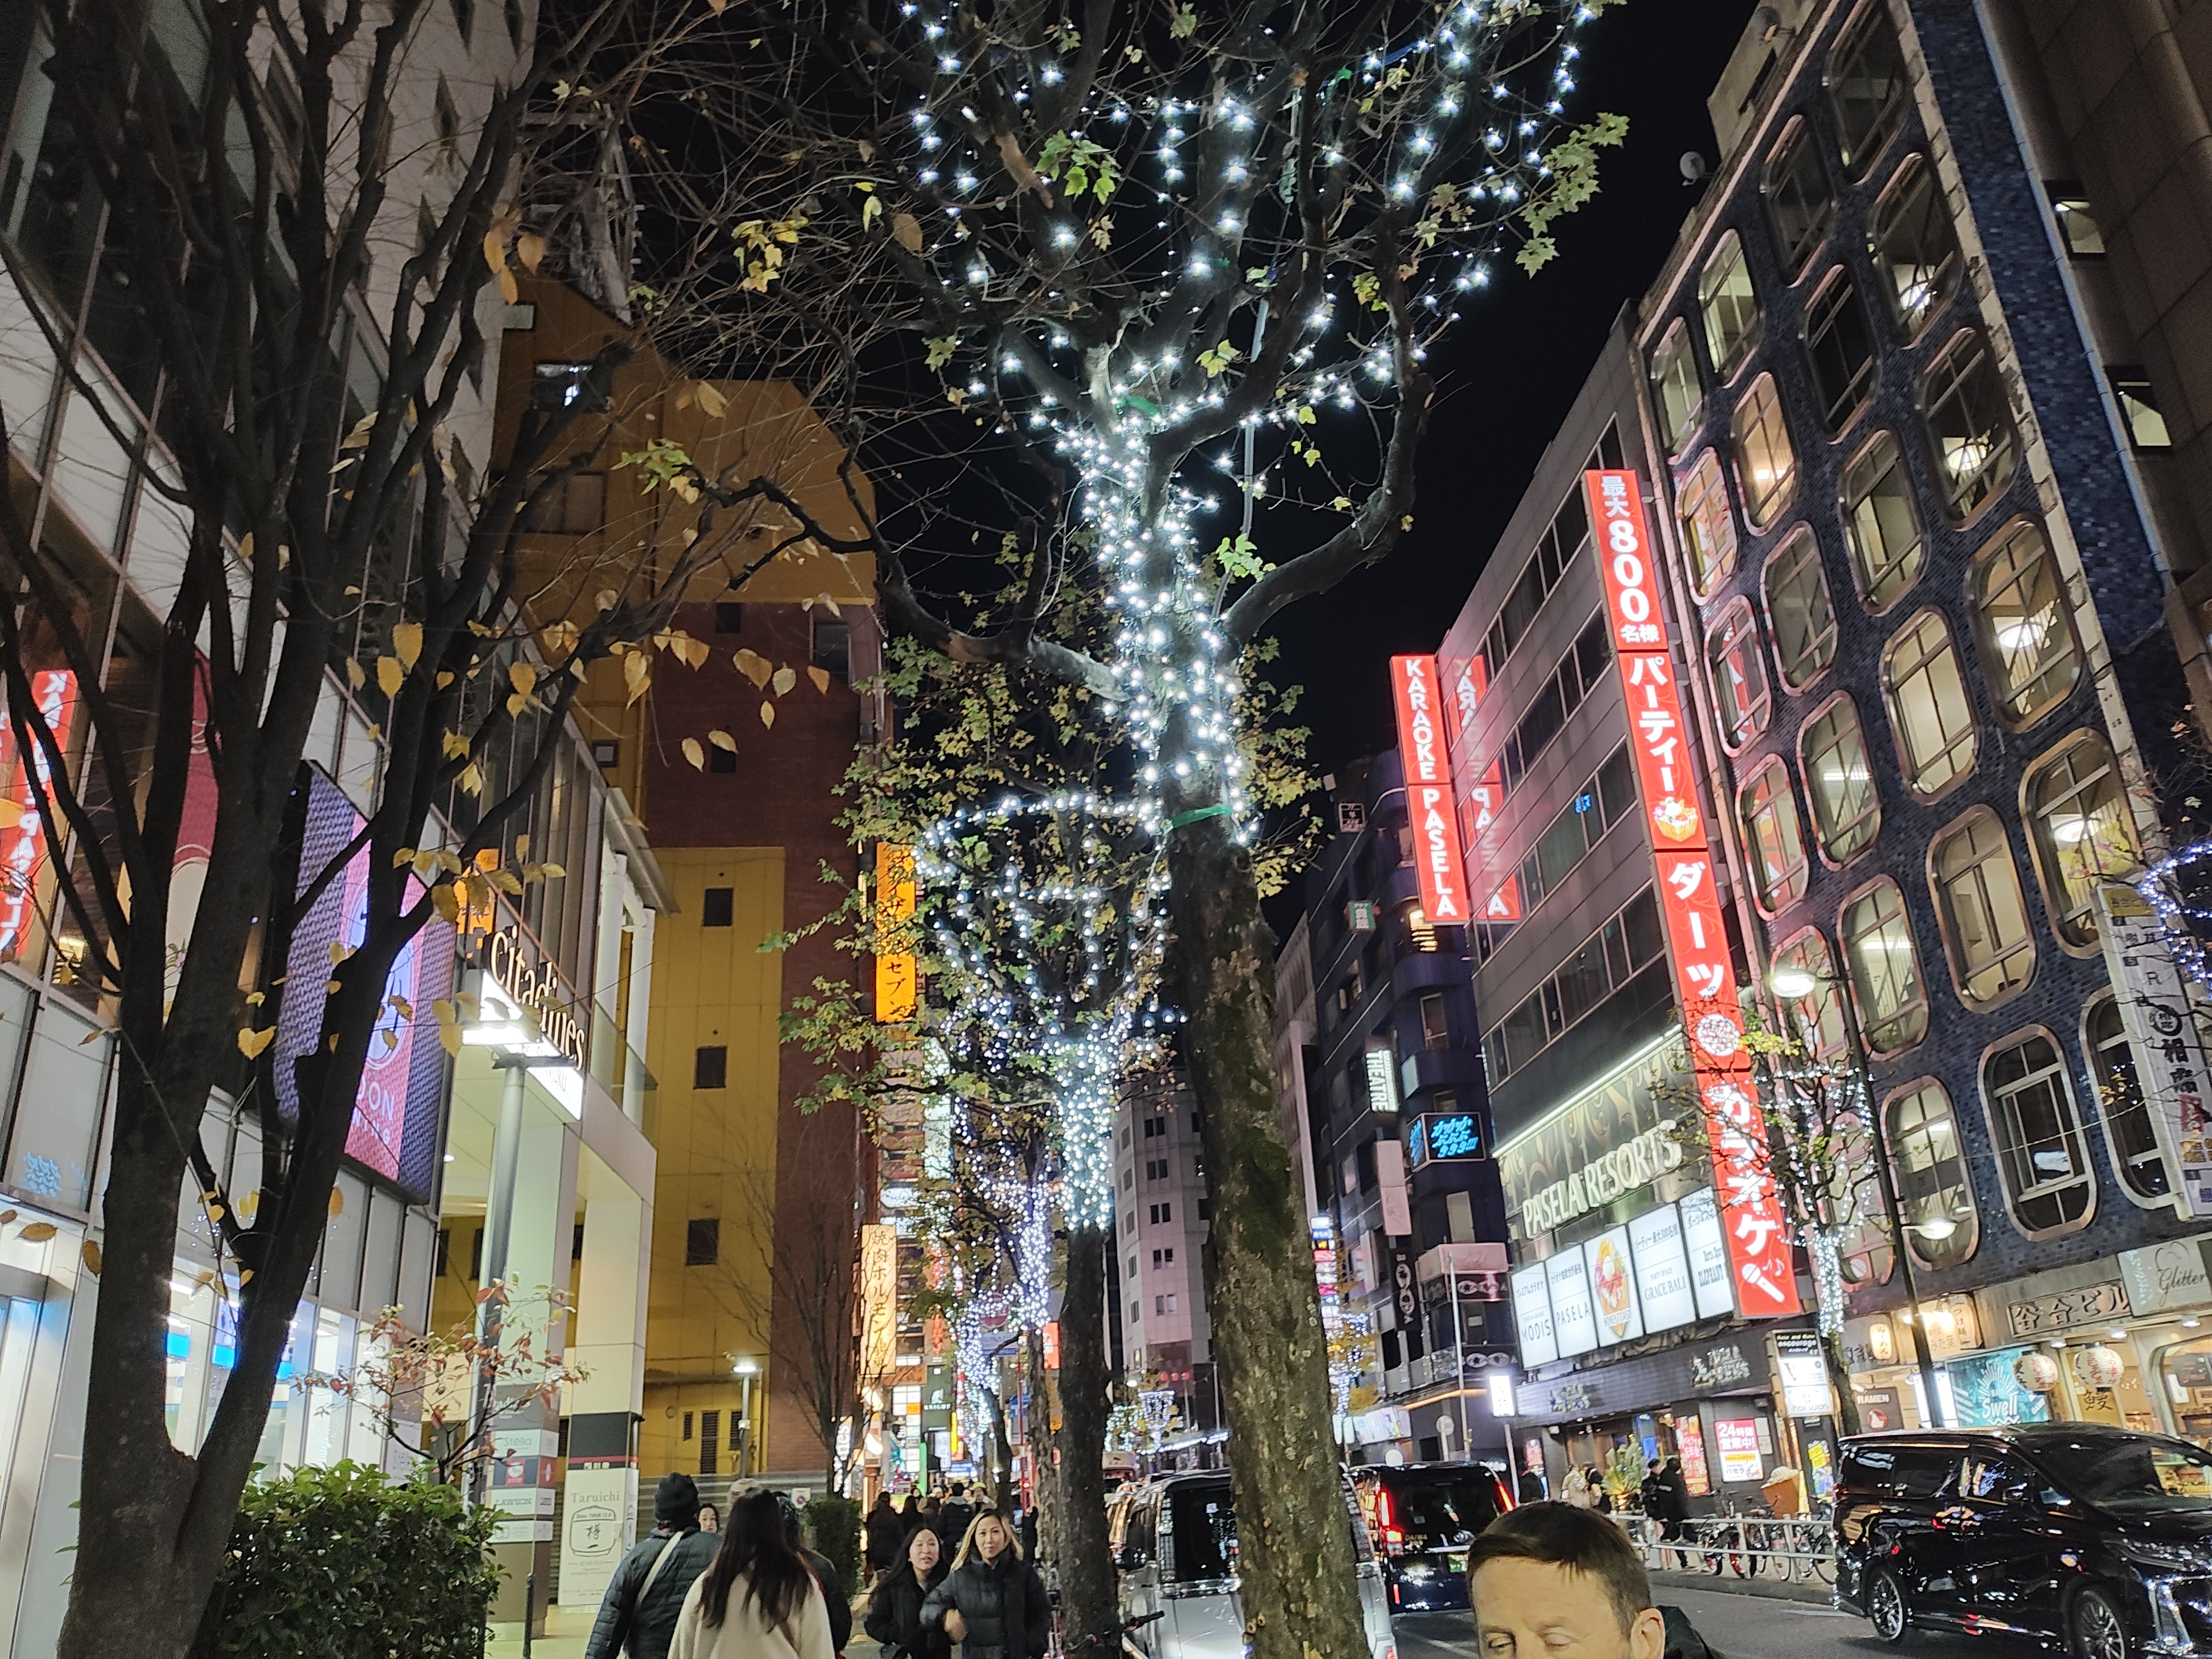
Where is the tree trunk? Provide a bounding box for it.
[1025,1328,1061,1566]
[1054,1225,1116,1651]
[1166,815,1366,1659]
[1822,1324,1864,1438]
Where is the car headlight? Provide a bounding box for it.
[2121,1538,2212,1575]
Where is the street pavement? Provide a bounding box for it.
[1395,1587,2033,1659]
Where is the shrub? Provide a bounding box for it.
[804,1494,862,1597]
[190,1461,500,1658]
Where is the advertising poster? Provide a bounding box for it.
[1587,1224,1643,1345]
[1627,1203,1696,1333]
[1511,1262,1557,1367]
[1679,1188,1738,1319]
[1713,1418,1763,1484]
[1547,1245,1598,1358]
[1677,1417,1711,1496]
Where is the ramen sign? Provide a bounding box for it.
[1585,469,1797,1321]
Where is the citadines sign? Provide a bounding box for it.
[1390,654,1472,925]
[1585,469,1797,1321]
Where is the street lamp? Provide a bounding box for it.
[733,1357,759,1479]
[1765,963,1948,1429]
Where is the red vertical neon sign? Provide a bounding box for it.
[1390,655,1472,926]
[0,671,79,963]
[1585,470,1798,1321]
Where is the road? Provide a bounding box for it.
[1395,1588,2035,1659]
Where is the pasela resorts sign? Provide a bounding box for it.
[1584,469,1799,1322]
[1390,654,1472,925]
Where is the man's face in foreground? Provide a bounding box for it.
[1471,1559,1667,1659]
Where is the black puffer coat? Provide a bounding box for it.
[919,1552,1052,1659]
[864,1561,952,1659]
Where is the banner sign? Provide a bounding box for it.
[875,844,918,1022]
[1390,655,1472,924]
[1585,469,1797,1320]
[0,670,78,962]
[2096,882,2212,1215]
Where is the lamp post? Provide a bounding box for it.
[1766,964,1949,1429]
[733,1357,759,1478]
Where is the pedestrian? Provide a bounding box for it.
[1468,1502,1699,1659]
[864,1527,951,1659]
[1638,1460,1664,1516]
[938,1483,973,1549]
[781,1494,855,1654]
[668,1488,837,1659]
[1516,1468,1547,1505]
[702,1504,722,1534]
[1587,1468,1612,1516]
[865,1493,906,1580]
[1017,1506,1037,1562]
[1661,1457,1691,1520]
[921,1512,1051,1659]
[899,1494,922,1533]
[584,1472,723,1659]
[1561,1466,1593,1509]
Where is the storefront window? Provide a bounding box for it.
[2158,1339,2212,1448]
[1981,1029,2096,1238]
[1841,431,1925,611]
[2061,1340,2160,1434]
[1883,1079,1978,1271]
[2085,992,2171,1203]
[1762,528,1837,691]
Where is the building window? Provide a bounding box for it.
[1826,1,1908,179]
[1870,155,1960,342]
[1884,1080,1980,1270]
[529,360,607,411]
[1841,431,1925,611]
[1699,231,1763,382]
[1677,449,1740,597]
[686,1218,721,1266]
[682,1412,693,1441]
[2046,180,2106,257]
[1928,809,2036,1007]
[1881,609,1978,799]
[2108,367,2174,452]
[1706,599,1771,752]
[701,887,735,927]
[812,617,853,681]
[2085,993,2172,1205]
[1803,271,1877,432]
[698,1409,721,1476]
[2024,732,2140,948]
[592,740,619,768]
[1841,877,1928,1054]
[1731,373,1797,529]
[1919,330,2018,522]
[1981,1029,2096,1238]
[694,1046,728,1089]
[1762,527,1837,691]
[1770,928,1847,1056]
[714,602,746,634]
[1763,117,1835,279]
[1649,319,1704,454]
[1419,993,1449,1051]
[520,472,605,535]
[1739,759,1809,915]
[1800,693,1881,864]
[1967,519,2080,726]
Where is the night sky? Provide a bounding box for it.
[1266,2,1756,780]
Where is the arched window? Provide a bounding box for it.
[1706,599,1771,752]
[2023,732,2140,948]
[1881,609,1977,799]
[1967,519,2080,726]
[1699,231,1763,382]
[1739,759,1809,915]
[1763,528,1837,690]
[1870,154,1960,342]
[1883,1080,1979,1270]
[1927,809,2035,1007]
[1763,118,1835,279]
[1731,373,1797,529]
[1840,877,1928,1054]
[1980,1029,2096,1238]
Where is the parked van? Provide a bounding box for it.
[1106,1472,1398,1659]
[1350,1462,1515,1612]
[1835,1425,2212,1656]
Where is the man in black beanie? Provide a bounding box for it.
[583,1472,720,1659]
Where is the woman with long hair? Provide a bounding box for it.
[920,1513,1051,1659]
[668,1489,835,1659]
[864,1527,950,1659]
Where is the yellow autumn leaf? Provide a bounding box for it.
[540,863,566,879]
[624,652,651,706]
[682,737,706,770]
[346,658,365,690]
[759,702,776,730]
[509,662,537,700]
[891,212,924,253]
[18,1222,57,1243]
[80,1240,100,1276]
[431,883,462,924]
[771,665,797,697]
[328,1187,345,1218]
[459,763,484,797]
[392,622,423,669]
[708,729,737,752]
[482,227,509,275]
[808,666,831,693]
[733,648,771,689]
[694,381,728,417]
[443,730,470,760]
[516,232,546,274]
[498,267,520,305]
[238,1026,276,1059]
[377,656,404,698]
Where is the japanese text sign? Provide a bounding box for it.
[1585,470,1797,1321]
[0,670,78,962]
[2097,883,2212,1216]
[1391,655,1471,925]
[875,843,918,1022]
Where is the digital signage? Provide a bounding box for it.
[1626,1203,1697,1333]
[1547,1244,1598,1358]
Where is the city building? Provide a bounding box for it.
[0,0,668,1644]
[1633,0,2212,1447]
[1299,751,1515,1465]
[490,274,883,1508]
[1111,1068,1216,1444]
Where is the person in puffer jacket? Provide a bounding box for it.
[918,1514,1051,1659]
[585,1473,723,1659]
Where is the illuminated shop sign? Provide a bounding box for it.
[1508,1188,1731,1367]
[1519,1120,1683,1233]
[1408,1111,1483,1169]
[1585,469,1797,1321]
[875,843,918,1023]
[1390,654,1471,926]
[0,670,78,962]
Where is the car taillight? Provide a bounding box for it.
[1375,1486,1395,1534]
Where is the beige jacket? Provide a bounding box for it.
[666,1573,836,1659]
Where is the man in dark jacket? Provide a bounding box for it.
[583,1472,720,1659]
[936,1483,974,1552]
[865,1493,906,1579]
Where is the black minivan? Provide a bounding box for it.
[1350,1462,1514,1612]
[1835,1426,2212,1658]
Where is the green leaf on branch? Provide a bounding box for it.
[924,336,958,371]
[1170,4,1197,37]
[1351,271,1384,311]
[1211,534,1271,582]
[1197,340,1239,377]
[1517,111,1629,273]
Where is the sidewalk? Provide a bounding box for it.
[1647,1566,1833,1606]
[486,1604,594,1658]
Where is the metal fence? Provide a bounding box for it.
[1615,1513,1836,1585]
